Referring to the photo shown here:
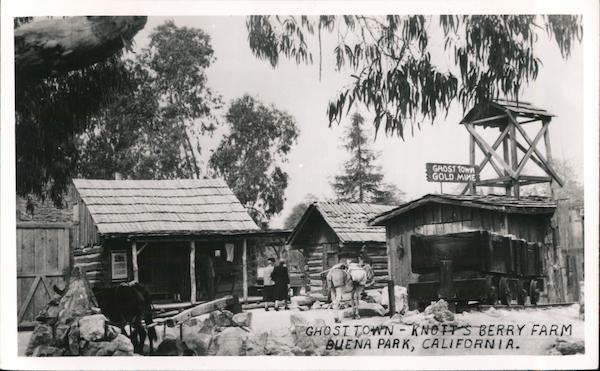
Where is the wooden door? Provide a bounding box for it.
[17,223,71,327]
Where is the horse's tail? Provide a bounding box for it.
[364,264,375,287]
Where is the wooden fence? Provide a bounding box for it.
[17,223,71,328]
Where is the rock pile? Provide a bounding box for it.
[25,268,135,357]
[547,338,585,355]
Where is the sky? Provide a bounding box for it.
[131,16,584,228]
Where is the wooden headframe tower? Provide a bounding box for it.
[460,99,564,199]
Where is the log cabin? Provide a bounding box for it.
[369,193,567,303]
[287,202,396,295]
[70,178,282,304]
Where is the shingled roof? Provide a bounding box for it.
[370,193,557,226]
[72,179,259,236]
[461,99,553,128]
[288,201,396,244]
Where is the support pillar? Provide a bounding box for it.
[502,134,512,196]
[543,121,555,199]
[242,239,248,303]
[131,241,139,282]
[469,133,476,194]
[190,240,196,303]
[509,123,520,198]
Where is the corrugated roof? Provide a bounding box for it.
[288,201,396,244]
[370,193,557,226]
[72,179,259,236]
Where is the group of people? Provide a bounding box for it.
[262,258,290,311]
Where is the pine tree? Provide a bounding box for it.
[332,113,404,204]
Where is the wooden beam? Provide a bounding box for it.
[190,241,196,304]
[543,119,556,198]
[502,129,512,196]
[464,123,516,178]
[164,295,239,327]
[513,138,552,175]
[507,111,565,187]
[518,175,552,185]
[463,114,508,126]
[242,239,248,303]
[515,121,549,176]
[131,241,139,282]
[136,242,148,256]
[469,132,476,194]
[475,176,513,186]
[509,120,520,198]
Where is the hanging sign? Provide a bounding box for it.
[426,163,480,183]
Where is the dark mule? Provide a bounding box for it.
[93,282,157,355]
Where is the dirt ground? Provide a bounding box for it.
[18,304,584,356]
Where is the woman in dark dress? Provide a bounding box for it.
[271,260,290,310]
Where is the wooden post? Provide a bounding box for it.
[543,121,555,199]
[509,123,520,198]
[387,279,395,317]
[439,260,454,301]
[502,134,511,196]
[190,240,196,303]
[131,241,139,282]
[242,239,248,303]
[469,133,476,194]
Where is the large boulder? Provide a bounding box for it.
[363,289,383,304]
[212,327,248,356]
[104,325,121,341]
[35,297,61,326]
[25,323,53,356]
[342,302,386,318]
[81,340,117,356]
[209,310,234,328]
[424,299,455,322]
[291,295,315,307]
[381,285,409,314]
[232,312,252,328]
[549,339,585,355]
[31,345,65,357]
[79,314,107,341]
[112,334,135,355]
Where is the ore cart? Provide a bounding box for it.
[408,230,544,310]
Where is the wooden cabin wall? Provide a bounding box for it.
[289,213,339,295]
[340,242,389,290]
[385,203,552,289]
[71,190,99,249]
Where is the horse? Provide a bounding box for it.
[325,262,374,323]
[93,281,157,355]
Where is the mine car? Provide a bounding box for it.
[408,230,544,310]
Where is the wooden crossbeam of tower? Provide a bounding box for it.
[460,99,563,199]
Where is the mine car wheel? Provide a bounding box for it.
[529,280,540,306]
[486,285,498,305]
[499,278,511,306]
[517,280,527,306]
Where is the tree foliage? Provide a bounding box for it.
[77,20,221,180]
[209,95,299,228]
[246,15,582,137]
[14,16,145,205]
[332,113,404,204]
[283,193,319,229]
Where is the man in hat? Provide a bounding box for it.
[271,259,290,310]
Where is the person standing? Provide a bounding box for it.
[272,259,290,310]
[262,258,275,311]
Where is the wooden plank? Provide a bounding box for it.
[16,222,72,229]
[190,240,196,303]
[464,123,515,178]
[242,239,248,303]
[18,276,40,322]
[507,111,564,187]
[515,121,549,176]
[164,295,238,327]
[47,229,59,272]
[16,228,23,274]
[132,241,139,282]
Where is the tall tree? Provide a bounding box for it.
[246,15,582,137]
[332,112,403,204]
[15,16,146,206]
[209,95,299,228]
[76,20,221,180]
